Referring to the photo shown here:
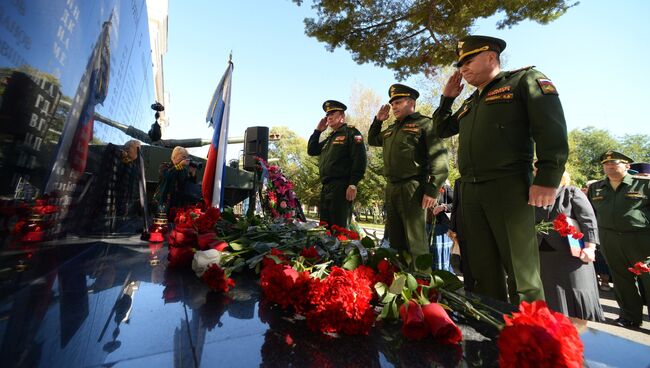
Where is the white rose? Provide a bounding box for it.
[192,249,223,277]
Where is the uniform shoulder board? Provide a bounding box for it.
[632,175,650,180]
[508,65,535,76]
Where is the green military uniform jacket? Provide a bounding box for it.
[434,67,568,187]
[588,174,650,232]
[367,112,448,197]
[307,124,367,185]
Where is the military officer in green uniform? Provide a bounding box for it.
[308,100,367,229]
[368,84,449,270]
[434,35,569,303]
[588,151,650,328]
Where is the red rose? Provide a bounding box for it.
[399,300,430,340]
[168,226,197,247]
[421,303,462,344]
[498,300,583,368]
[213,240,229,252]
[416,278,439,301]
[197,232,220,250]
[167,246,195,269]
[376,259,396,286]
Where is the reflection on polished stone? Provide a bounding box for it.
[1,239,649,368]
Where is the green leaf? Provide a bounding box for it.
[221,209,238,223]
[415,254,433,271]
[374,282,387,298]
[389,300,399,319]
[389,274,406,294]
[361,236,375,249]
[379,303,391,320]
[432,270,463,291]
[342,254,360,270]
[229,242,245,251]
[405,273,418,292]
[381,291,396,304]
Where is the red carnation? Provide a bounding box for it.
[260,263,300,309]
[201,263,235,292]
[300,246,319,260]
[353,265,376,287]
[306,267,375,335]
[291,270,315,314]
[498,300,583,368]
[421,303,462,344]
[262,248,288,269]
[628,261,650,275]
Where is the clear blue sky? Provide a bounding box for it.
[163,0,650,160]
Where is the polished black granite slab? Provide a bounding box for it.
[1,238,648,368]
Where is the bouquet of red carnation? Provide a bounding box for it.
[552,213,584,240]
[330,224,360,241]
[628,256,650,275]
[305,267,376,335]
[498,300,583,368]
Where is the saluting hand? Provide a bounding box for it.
[376,104,391,121]
[316,116,328,132]
[443,70,464,98]
[528,185,557,207]
[421,194,437,209]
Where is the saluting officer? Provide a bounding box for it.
[308,100,367,229]
[368,84,449,271]
[434,35,569,303]
[588,151,650,328]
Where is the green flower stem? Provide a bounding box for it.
[439,289,504,330]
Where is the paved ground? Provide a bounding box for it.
[356,224,650,346]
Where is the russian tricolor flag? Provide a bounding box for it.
[202,60,233,209]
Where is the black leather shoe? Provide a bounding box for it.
[614,318,641,328]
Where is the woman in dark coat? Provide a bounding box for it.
[535,171,605,321]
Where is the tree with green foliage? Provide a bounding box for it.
[619,134,650,163]
[292,0,577,78]
[566,127,618,186]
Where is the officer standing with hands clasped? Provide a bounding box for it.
[434,35,569,303]
[588,150,650,328]
[308,100,367,229]
[368,84,449,271]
